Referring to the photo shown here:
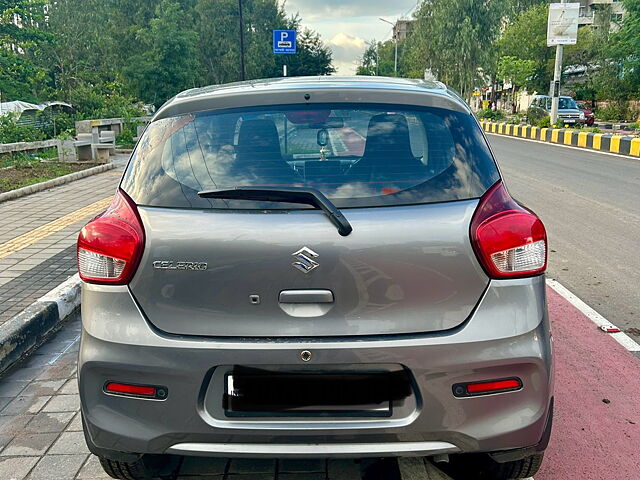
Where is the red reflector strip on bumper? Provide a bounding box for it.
[453,378,522,397]
[104,382,167,399]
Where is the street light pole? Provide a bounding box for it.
[238,0,246,81]
[379,18,398,76]
[550,0,567,126]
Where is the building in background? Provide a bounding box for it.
[578,0,626,29]
[392,19,415,41]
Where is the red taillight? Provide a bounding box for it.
[104,382,167,399]
[470,181,547,279]
[77,189,144,285]
[105,382,156,396]
[453,378,522,397]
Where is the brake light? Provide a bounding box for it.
[77,189,144,284]
[104,382,168,399]
[470,181,547,279]
[453,378,523,397]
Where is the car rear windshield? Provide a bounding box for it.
[121,103,499,209]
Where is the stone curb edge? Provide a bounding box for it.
[480,121,640,158]
[0,163,116,204]
[0,274,81,374]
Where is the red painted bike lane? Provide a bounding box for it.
[536,286,640,479]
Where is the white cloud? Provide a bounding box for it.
[283,0,418,75]
[286,0,417,21]
[328,33,366,75]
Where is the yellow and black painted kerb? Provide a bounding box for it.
[480,121,640,158]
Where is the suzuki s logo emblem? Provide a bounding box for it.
[292,247,319,273]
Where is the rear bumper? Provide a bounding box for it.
[79,276,553,459]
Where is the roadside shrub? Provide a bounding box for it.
[505,113,525,124]
[66,84,144,120]
[476,108,506,121]
[36,111,78,139]
[596,101,630,122]
[536,116,551,128]
[582,127,603,133]
[116,119,141,148]
[0,114,46,143]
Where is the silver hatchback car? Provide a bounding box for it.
[77,77,553,480]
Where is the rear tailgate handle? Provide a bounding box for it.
[279,289,334,304]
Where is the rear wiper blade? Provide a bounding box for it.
[198,186,353,237]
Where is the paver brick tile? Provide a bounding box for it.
[76,455,113,479]
[48,431,89,455]
[0,433,58,456]
[0,456,40,480]
[42,394,80,412]
[278,458,326,473]
[59,378,79,395]
[0,381,28,397]
[19,379,66,396]
[36,364,76,381]
[179,456,228,475]
[24,412,74,434]
[65,412,83,432]
[224,475,273,480]
[0,396,50,416]
[328,459,361,480]
[26,453,88,480]
[0,414,34,436]
[278,473,325,480]
[228,459,276,474]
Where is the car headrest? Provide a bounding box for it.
[236,119,282,156]
[362,113,413,158]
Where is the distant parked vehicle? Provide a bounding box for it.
[576,101,595,126]
[527,95,585,126]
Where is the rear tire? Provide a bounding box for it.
[442,452,544,479]
[98,455,179,480]
[99,457,151,480]
[486,453,544,479]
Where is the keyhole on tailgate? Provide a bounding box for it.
[300,350,313,362]
[249,295,260,305]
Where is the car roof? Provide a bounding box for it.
[533,95,574,100]
[153,76,471,121]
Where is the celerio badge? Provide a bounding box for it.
[292,247,319,273]
[153,261,207,271]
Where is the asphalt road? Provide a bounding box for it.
[488,134,640,342]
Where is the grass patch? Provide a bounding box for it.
[0,153,100,193]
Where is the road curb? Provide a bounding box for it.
[0,163,116,204]
[0,274,81,375]
[480,121,640,157]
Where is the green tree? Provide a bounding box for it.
[608,0,640,100]
[497,56,536,111]
[496,4,553,94]
[0,0,50,101]
[405,0,503,98]
[45,0,115,94]
[356,41,379,76]
[283,28,335,76]
[123,0,199,106]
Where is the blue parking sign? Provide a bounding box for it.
[273,30,297,54]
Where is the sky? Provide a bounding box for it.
[284,0,420,75]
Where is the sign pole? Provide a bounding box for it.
[238,0,246,81]
[550,0,567,126]
[273,29,297,77]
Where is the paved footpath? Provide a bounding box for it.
[0,156,127,324]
